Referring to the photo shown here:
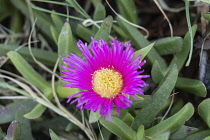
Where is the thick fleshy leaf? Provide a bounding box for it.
[24,91,53,119]
[153,131,170,140]
[0,100,36,124]
[49,129,60,140]
[118,18,167,71]
[7,51,51,92]
[134,42,154,61]
[100,116,137,140]
[169,98,185,116]
[180,130,210,140]
[94,16,113,41]
[9,11,22,44]
[55,83,81,98]
[4,120,21,140]
[76,24,94,42]
[98,127,112,140]
[122,113,134,126]
[89,111,101,124]
[50,11,63,44]
[0,44,57,66]
[198,99,210,128]
[24,104,47,119]
[116,0,138,24]
[170,125,199,140]
[92,2,106,33]
[58,22,72,59]
[151,61,165,83]
[51,11,63,32]
[50,26,59,44]
[200,0,210,4]
[176,77,206,97]
[0,127,4,139]
[145,103,194,137]
[15,108,33,140]
[112,25,127,39]
[91,0,102,7]
[151,61,207,97]
[203,14,210,21]
[131,95,152,109]
[204,136,210,140]
[167,25,197,72]
[131,64,178,130]
[154,37,183,55]
[136,125,145,140]
[32,117,69,131]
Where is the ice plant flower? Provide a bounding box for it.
[60,38,150,121]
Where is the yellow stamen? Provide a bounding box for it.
[92,68,123,98]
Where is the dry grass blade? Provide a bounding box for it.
[0,69,50,102]
[28,19,59,78]
[105,0,149,38]
[0,96,31,99]
[153,0,173,37]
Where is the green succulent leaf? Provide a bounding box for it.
[0,127,5,139]
[24,91,53,119]
[58,22,72,59]
[170,125,199,140]
[151,61,206,97]
[112,25,127,39]
[0,44,57,66]
[0,100,36,124]
[50,26,59,44]
[89,111,101,124]
[49,129,60,140]
[204,136,210,140]
[167,25,197,72]
[51,11,63,32]
[198,99,210,128]
[122,113,134,126]
[203,14,210,21]
[154,37,183,55]
[145,103,194,138]
[176,77,206,97]
[94,16,113,41]
[116,0,138,24]
[151,61,165,83]
[134,42,154,61]
[180,130,210,140]
[100,116,137,140]
[15,107,33,140]
[131,95,152,109]
[152,131,170,140]
[7,51,53,119]
[118,17,167,71]
[98,127,112,140]
[7,51,51,92]
[24,104,48,119]
[93,2,106,33]
[4,120,21,140]
[132,64,178,130]
[169,98,185,116]
[137,125,145,140]
[76,24,94,42]
[55,83,81,98]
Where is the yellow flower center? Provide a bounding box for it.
[92,68,123,98]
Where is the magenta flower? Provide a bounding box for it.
[60,38,149,121]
